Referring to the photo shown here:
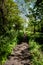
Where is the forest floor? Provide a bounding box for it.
[4,42,32,65]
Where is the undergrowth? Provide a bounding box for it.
[0,37,17,65]
[29,40,43,65]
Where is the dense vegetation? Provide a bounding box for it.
[0,0,43,65]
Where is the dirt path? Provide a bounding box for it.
[4,42,31,65]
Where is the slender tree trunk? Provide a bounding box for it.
[34,25,35,34]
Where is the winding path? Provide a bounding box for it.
[4,42,31,65]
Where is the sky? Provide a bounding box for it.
[14,0,30,22]
[14,0,29,15]
[14,0,36,28]
[14,0,36,15]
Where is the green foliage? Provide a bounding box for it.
[0,0,43,65]
[29,40,43,65]
[0,0,24,64]
[17,31,24,44]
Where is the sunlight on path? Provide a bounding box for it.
[4,43,31,65]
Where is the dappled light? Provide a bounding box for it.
[0,0,43,65]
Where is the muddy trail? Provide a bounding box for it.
[4,42,32,65]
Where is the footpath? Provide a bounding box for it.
[4,42,32,65]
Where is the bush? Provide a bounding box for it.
[17,31,30,44]
[29,40,43,65]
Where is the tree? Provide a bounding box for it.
[24,0,43,44]
[24,0,43,33]
[0,0,24,63]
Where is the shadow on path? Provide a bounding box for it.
[4,43,32,65]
